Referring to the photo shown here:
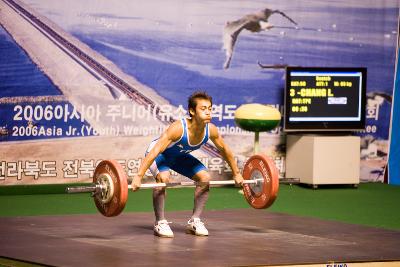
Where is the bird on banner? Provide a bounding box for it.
[222,8,298,69]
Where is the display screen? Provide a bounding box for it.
[284,67,367,132]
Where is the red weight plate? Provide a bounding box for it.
[242,154,279,209]
[93,160,128,217]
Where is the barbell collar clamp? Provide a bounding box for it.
[66,185,99,194]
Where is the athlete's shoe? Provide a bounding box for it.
[186,218,209,236]
[154,220,174,238]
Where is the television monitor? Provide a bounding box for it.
[284,67,367,132]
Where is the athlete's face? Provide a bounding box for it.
[191,99,212,123]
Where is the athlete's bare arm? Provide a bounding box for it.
[209,123,244,185]
[131,121,183,191]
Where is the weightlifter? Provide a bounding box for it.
[131,91,244,237]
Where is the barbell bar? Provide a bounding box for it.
[66,179,264,193]
[66,154,280,217]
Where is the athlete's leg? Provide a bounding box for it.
[170,154,210,220]
[170,154,209,236]
[153,171,170,221]
[152,171,174,237]
[147,153,171,222]
[191,170,211,220]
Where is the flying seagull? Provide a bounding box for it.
[223,8,298,69]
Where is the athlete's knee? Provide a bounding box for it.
[194,170,211,183]
[156,172,170,184]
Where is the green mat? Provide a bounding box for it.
[0,257,49,267]
[0,183,399,230]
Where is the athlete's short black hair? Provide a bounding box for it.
[188,91,213,112]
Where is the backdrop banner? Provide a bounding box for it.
[0,0,399,185]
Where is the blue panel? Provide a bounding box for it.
[389,45,400,185]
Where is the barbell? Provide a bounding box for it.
[66,154,279,217]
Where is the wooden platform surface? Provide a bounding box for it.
[1,209,400,266]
